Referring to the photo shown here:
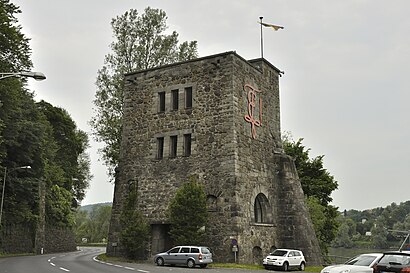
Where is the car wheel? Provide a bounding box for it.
[187,259,195,268]
[282,262,289,271]
[300,262,305,271]
[199,264,208,268]
[156,257,164,266]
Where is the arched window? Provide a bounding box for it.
[254,193,271,223]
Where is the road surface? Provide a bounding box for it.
[0,246,289,273]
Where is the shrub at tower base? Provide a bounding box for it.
[119,189,150,259]
[168,178,208,245]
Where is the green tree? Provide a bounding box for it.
[90,7,198,179]
[46,185,75,227]
[74,209,89,242]
[168,178,208,245]
[0,0,32,72]
[120,187,150,259]
[0,0,91,232]
[371,216,389,249]
[37,101,92,206]
[74,205,112,243]
[283,135,339,256]
[332,215,356,248]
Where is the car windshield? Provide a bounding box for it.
[345,255,378,266]
[379,254,410,265]
[270,250,288,257]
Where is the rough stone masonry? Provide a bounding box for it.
[107,51,323,265]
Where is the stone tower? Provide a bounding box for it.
[107,51,323,265]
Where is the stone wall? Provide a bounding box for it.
[44,225,77,253]
[0,224,76,254]
[0,225,34,253]
[107,52,323,265]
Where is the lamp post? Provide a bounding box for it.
[0,165,31,227]
[0,71,46,81]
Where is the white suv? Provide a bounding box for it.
[263,248,306,271]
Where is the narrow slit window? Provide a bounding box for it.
[184,134,192,156]
[184,86,192,109]
[158,91,165,112]
[171,89,179,110]
[156,137,164,159]
[170,135,178,158]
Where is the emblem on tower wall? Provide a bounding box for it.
[244,84,263,139]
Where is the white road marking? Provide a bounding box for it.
[59,267,70,272]
[92,255,143,272]
[50,263,55,266]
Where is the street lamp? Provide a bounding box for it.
[0,165,31,227]
[0,71,46,81]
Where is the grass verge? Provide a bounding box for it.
[97,254,323,272]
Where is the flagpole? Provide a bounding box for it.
[259,16,264,59]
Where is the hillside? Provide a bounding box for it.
[80,202,112,214]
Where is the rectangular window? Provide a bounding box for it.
[156,137,164,159]
[184,86,192,109]
[170,135,178,158]
[184,134,192,156]
[171,89,179,110]
[158,91,165,112]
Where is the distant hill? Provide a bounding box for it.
[80,202,112,214]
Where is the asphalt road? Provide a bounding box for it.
[0,247,289,273]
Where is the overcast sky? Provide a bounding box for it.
[15,0,410,211]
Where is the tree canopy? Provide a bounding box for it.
[0,0,32,72]
[90,7,198,179]
[283,135,339,256]
[334,201,410,249]
[0,0,91,229]
[168,178,208,245]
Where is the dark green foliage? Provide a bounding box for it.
[120,188,150,259]
[37,101,91,205]
[91,7,198,179]
[307,197,340,254]
[333,201,410,249]
[283,135,339,256]
[0,1,91,230]
[46,185,75,227]
[0,0,32,72]
[168,178,208,245]
[74,204,112,243]
[283,137,338,205]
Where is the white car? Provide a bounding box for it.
[321,253,383,273]
[263,249,306,271]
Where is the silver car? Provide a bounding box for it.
[154,246,213,268]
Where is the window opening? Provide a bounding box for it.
[170,135,178,158]
[158,91,165,112]
[157,137,164,159]
[185,86,192,109]
[171,89,179,110]
[254,193,271,223]
[255,196,263,222]
[184,134,192,156]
